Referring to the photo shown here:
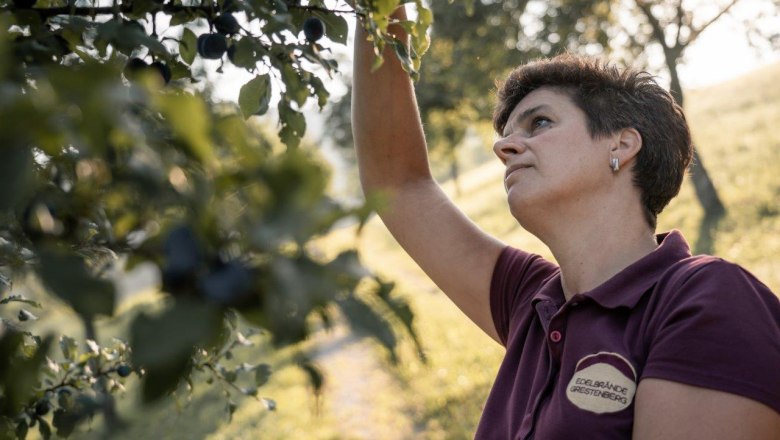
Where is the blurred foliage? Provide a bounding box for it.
[0,0,434,438]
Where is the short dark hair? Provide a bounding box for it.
[493,54,692,229]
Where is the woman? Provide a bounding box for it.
[351,6,780,439]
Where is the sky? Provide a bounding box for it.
[677,1,780,89]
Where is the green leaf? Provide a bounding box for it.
[38,419,51,440]
[241,386,257,396]
[95,19,168,57]
[263,11,294,35]
[15,420,27,440]
[415,2,434,28]
[52,406,86,438]
[0,144,33,211]
[60,336,77,362]
[230,37,257,69]
[374,278,425,361]
[130,300,223,402]
[328,250,371,286]
[309,77,329,109]
[254,363,271,387]
[37,249,115,320]
[180,28,197,65]
[281,64,308,107]
[239,74,271,118]
[374,0,397,16]
[262,398,276,411]
[412,1,432,58]
[11,10,42,29]
[57,389,75,411]
[337,296,397,362]
[278,99,306,148]
[0,295,42,308]
[154,92,215,168]
[129,0,163,18]
[0,333,53,416]
[371,51,385,71]
[170,11,194,26]
[222,367,237,383]
[313,11,348,45]
[463,0,475,15]
[18,309,38,322]
[168,58,193,81]
[299,361,324,394]
[226,401,238,421]
[392,39,411,72]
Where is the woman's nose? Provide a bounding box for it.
[493,137,526,164]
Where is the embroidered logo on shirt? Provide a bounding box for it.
[566,352,637,414]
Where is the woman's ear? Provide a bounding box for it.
[612,127,642,164]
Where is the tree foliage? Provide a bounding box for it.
[0,0,432,437]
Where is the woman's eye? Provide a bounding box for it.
[531,116,552,131]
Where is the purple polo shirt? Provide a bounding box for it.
[475,230,780,439]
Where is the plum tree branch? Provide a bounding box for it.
[687,0,739,44]
[635,0,671,51]
[0,3,360,20]
[203,362,261,401]
[674,0,684,47]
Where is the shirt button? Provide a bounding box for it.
[550,330,562,343]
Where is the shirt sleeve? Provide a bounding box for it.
[641,258,780,413]
[490,246,558,346]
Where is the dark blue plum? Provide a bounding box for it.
[213,14,240,35]
[197,33,227,59]
[161,225,203,294]
[198,261,253,306]
[303,17,325,42]
[150,61,172,84]
[116,364,133,377]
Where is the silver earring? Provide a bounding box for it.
[610,157,620,172]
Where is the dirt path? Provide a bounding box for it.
[311,324,415,439]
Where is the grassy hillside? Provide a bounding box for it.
[679,62,780,290]
[27,62,780,440]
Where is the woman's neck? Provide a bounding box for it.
[529,197,658,301]
[550,225,658,300]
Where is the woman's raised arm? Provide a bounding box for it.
[351,6,505,343]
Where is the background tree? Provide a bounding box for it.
[0,0,432,437]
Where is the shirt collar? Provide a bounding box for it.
[531,230,692,310]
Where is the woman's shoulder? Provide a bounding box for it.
[657,253,776,301]
[641,253,779,345]
[639,254,780,414]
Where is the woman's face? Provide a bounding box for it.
[493,86,616,222]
